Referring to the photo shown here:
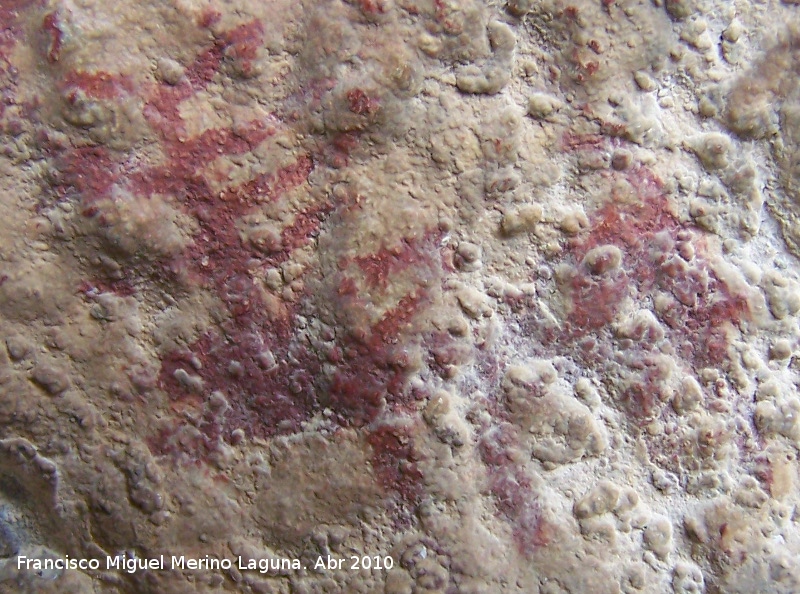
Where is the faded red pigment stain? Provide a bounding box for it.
[531,145,750,365]
[0,0,30,49]
[568,47,601,84]
[557,166,675,335]
[426,330,474,378]
[79,279,135,299]
[325,290,428,425]
[353,237,431,289]
[61,71,135,100]
[51,146,117,208]
[323,230,446,420]
[752,451,777,496]
[182,18,265,86]
[559,131,607,152]
[560,164,750,366]
[0,0,32,121]
[42,11,63,63]
[479,423,550,556]
[156,306,322,450]
[141,20,270,137]
[512,138,751,423]
[356,0,388,15]
[153,234,442,512]
[218,19,264,77]
[346,88,380,116]
[198,7,221,29]
[324,131,360,168]
[432,0,464,35]
[37,13,444,513]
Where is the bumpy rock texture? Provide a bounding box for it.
[2,0,800,592]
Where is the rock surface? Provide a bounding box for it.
[1,0,800,592]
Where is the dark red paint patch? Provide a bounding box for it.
[52,146,118,204]
[346,88,380,116]
[62,71,134,100]
[156,312,323,454]
[222,20,264,77]
[353,238,428,288]
[358,0,388,15]
[326,291,428,425]
[42,12,63,63]
[367,422,423,507]
[278,203,331,255]
[36,10,441,514]
[149,152,322,457]
[184,19,266,85]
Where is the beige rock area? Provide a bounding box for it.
[1,0,800,592]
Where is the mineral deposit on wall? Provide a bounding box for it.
[1,0,800,592]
